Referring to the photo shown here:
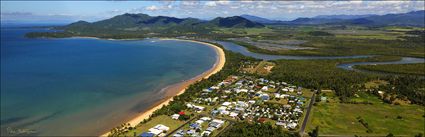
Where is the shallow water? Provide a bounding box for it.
[337,57,425,73]
[0,28,216,136]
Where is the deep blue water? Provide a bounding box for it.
[0,28,216,136]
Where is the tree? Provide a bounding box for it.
[308,126,319,137]
[386,133,394,137]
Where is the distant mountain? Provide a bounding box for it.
[313,14,375,20]
[205,16,265,28]
[359,10,425,26]
[282,18,344,25]
[240,14,278,24]
[281,10,424,26]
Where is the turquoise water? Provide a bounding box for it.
[0,28,217,136]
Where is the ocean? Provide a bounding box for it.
[0,28,216,136]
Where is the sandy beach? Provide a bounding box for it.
[100,39,225,136]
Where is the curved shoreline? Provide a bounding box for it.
[100,39,226,137]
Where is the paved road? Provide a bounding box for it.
[299,92,316,136]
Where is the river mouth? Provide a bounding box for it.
[336,57,425,75]
[217,40,425,75]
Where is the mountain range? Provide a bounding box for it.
[59,10,424,35]
[243,10,424,26]
[61,13,264,33]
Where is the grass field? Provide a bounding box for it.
[306,92,425,136]
[124,115,186,136]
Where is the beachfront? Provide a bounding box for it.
[101,39,226,136]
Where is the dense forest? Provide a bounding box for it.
[268,57,425,105]
[354,63,425,75]
[378,76,425,105]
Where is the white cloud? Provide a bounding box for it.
[205,1,216,7]
[217,0,230,5]
[146,5,159,11]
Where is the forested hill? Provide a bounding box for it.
[58,13,264,33]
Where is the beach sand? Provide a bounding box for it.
[100,39,225,136]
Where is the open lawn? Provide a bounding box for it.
[253,61,275,76]
[306,92,425,136]
[364,80,389,89]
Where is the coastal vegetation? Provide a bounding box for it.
[353,63,425,75]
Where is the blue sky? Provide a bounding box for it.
[1,1,424,24]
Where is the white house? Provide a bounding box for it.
[261,86,269,91]
[171,114,180,120]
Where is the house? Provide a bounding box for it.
[287,123,297,129]
[321,96,327,102]
[171,114,180,120]
[240,89,248,93]
[148,128,163,136]
[139,132,155,137]
[211,86,220,90]
[194,106,205,112]
[297,91,302,95]
[201,117,212,121]
[229,112,238,117]
[274,93,281,98]
[172,133,183,137]
[202,88,212,92]
[260,94,270,101]
[289,88,295,92]
[158,133,166,137]
[153,124,169,131]
[261,86,268,91]
[222,102,231,106]
[211,110,219,116]
[201,131,211,136]
[190,123,201,129]
[195,120,204,124]
[206,127,216,132]
[186,129,196,135]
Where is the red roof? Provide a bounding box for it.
[179,111,185,115]
[258,118,266,123]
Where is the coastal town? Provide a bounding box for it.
[113,59,315,137]
[2,1,424,136]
